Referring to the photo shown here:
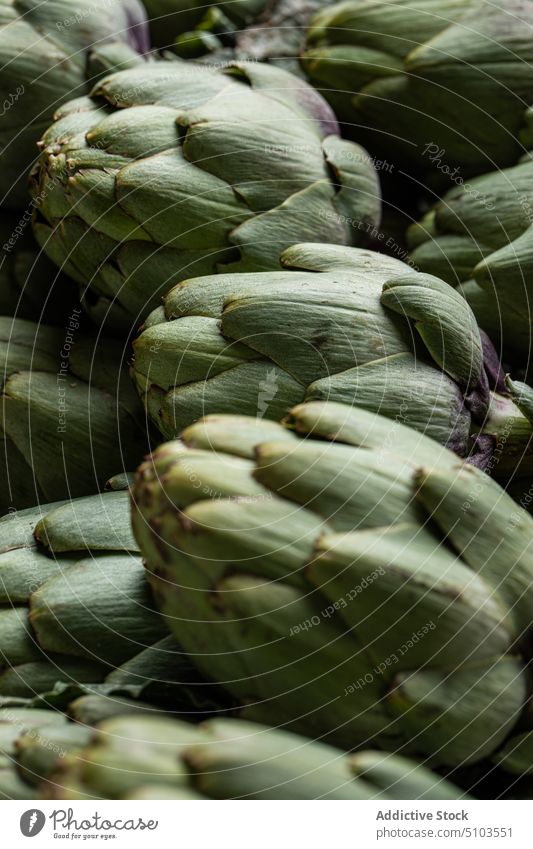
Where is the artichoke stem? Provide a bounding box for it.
[477,392,533,481]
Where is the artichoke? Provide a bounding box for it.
[30,59,380,333]
[0,701,468,799]
[130,243,533,479]
[0,316,150,512]
[0,0,149,209]
[132,402,533,765]
[143,0,267,49]
[301,0,533,176]
[0,483,227,712]
[235,1,331,68]
[408,152,533,371]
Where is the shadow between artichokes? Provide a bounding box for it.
[0,697,468,800]
[0,211,77,324]
[130,243,533,482]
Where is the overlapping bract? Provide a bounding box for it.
[0,0,148,208]
[409,151,533,371]
[0,486,160,697]
[132,402,533,766]
[131,243,532,476]
[0,317,149,511]
[0,484,222,711]
[301,0,533,175]
[144,0,269,49]
[0,700,467,800]
[145,0,330,71]
[30,60,380,332]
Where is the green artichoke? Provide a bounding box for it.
[30,59,380,333]
[0,484,226,712]
[0,0,149,209]
[0,316,150,512]
[130,242,532,479]
[0,702,468,799]
[132,402,533,765]
[143,0,267,48]
[408,152,533,371]
[301,0,533,176]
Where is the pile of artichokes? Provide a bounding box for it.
[0,0,531,804]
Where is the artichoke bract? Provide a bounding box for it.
[0,0,149,209]
[130,243,532,478]
[0,316,150,512]
[0,705,467,801]
[132,402,533,766]
[30,60,380,333]
[408,151,533,371]
[0,485,223,711]
[301,0,533,176]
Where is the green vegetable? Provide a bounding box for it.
[132,402,533,765]
[0,484,229,715]
[0,487,159,697]
[0,703,470,799]
[30,59,380,332]
[143,0,266,47]
[145,0,330,73]
[130,242,533,479]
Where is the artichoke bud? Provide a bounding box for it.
[31,61,381,332]
[0,0,148,208]
[493,731,533,775]
[133,404,533,763]
[132,244,519,467]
